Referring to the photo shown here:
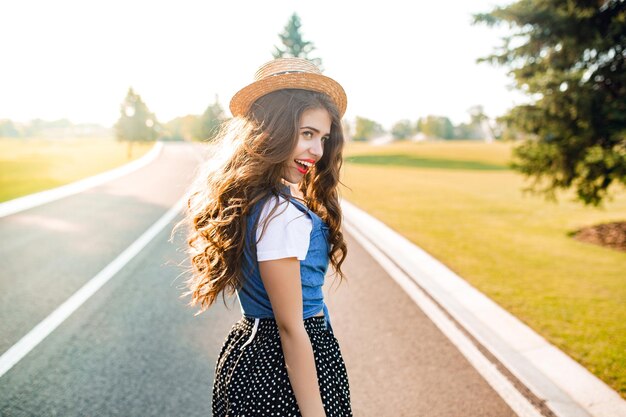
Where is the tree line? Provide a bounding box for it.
[114,88,226,143]
[352,105,497,142]
[113,85,501,145]
[3,4,623,207]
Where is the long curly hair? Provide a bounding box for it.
[180,89,348,314]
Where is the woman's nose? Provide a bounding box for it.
[310,138,324,157]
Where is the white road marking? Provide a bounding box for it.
[344,221,545,417]
[0,193,187,378]
[0,142,162,218]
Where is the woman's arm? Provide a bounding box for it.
[259,258,326,417]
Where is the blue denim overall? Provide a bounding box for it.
[236,186,333,344]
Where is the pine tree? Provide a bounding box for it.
[474,0,626,206]
[273,13,322,68]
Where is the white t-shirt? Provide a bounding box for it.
[256,195,312,261]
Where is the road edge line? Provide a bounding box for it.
[0,193,187,378]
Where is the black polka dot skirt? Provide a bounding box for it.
[212,315,352,417]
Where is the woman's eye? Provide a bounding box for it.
[302,131,313,138]
[321,136,329,143]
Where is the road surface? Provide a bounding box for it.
[0,142,516,416]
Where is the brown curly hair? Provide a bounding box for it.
[179,89,348,314]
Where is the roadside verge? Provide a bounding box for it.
[341,199,626,417]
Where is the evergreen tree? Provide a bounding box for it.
[273,13,322,68]
[115,87,159,158]
[474,0,626,206]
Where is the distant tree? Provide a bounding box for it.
[24,119,44,137]
[468,105,497,142]
[416,119,424,133]
[353,116,384,142]
[199,96,227,141]
[452,105,493,140]
[163,115,202,141]
[273,13,322,67]
[48,119,73,128]
[115,87,159,158]
[468,105,487,126]
[454,122,480,140]
[0,119,19,137]
[418,115,454,139]
[474,0,626,206]
[391,119,414,140]
[162,117,185,141]
[440,118,454,139]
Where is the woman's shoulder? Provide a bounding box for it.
[258,194,311,226]
[255,194,313,261]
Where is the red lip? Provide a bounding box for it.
[294,159,315,174]
[294,158,316,175]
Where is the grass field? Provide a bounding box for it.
[0,138,154,203]
[342,140,626,398]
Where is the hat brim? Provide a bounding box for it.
[229,72,347,118]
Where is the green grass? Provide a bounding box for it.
[345,154,509,171]
[0,138,154,202]
[342,140,626,398]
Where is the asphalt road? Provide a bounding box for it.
[0,142,516,416]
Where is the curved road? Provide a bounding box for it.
[0,142,516,416]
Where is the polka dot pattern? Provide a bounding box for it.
[212,316,353,416]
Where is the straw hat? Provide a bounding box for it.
[229,58,347,118]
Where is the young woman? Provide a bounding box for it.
[182,58,352,417]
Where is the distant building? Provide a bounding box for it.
[410,132,428,142]
[370,133,394,146]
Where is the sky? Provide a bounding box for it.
[0,0,527,130]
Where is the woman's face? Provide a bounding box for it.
[282,107,332,184]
